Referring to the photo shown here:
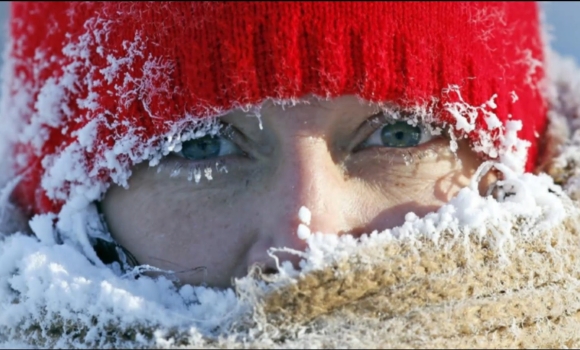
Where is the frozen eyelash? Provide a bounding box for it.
[170,163,184,177]
[162,159,229,184]
[154,122,234,182]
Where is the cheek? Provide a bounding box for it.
[100,168,260,287]
[346,141,481,230]
[353,144,473,199]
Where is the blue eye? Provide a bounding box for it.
[176,135,241,161]
[362,121,432,149]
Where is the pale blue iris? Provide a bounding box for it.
[380,122,422,148]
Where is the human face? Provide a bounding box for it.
[101,95,489,288]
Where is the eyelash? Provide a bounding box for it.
[160,154,231,183]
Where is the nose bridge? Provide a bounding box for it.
[271,135,345,235]
[244,133,355,273]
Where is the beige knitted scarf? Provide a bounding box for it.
[12,201,580,349]
[255,216,580,348]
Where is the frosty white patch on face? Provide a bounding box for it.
[297,224,311,240]
[298,206,312,226]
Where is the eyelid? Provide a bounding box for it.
[220,123,260,159]
[350,112,392,152]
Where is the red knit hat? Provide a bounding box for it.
[4,2,547,216]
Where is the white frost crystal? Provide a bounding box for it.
[297,224,311,240]
[298,206,311,225]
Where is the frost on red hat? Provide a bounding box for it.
[3,2,547,216]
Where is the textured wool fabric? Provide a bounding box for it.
[6,2,546,215]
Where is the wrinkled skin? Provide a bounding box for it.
[102,95,493,288]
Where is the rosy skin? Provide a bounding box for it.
[101,95,490,288]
